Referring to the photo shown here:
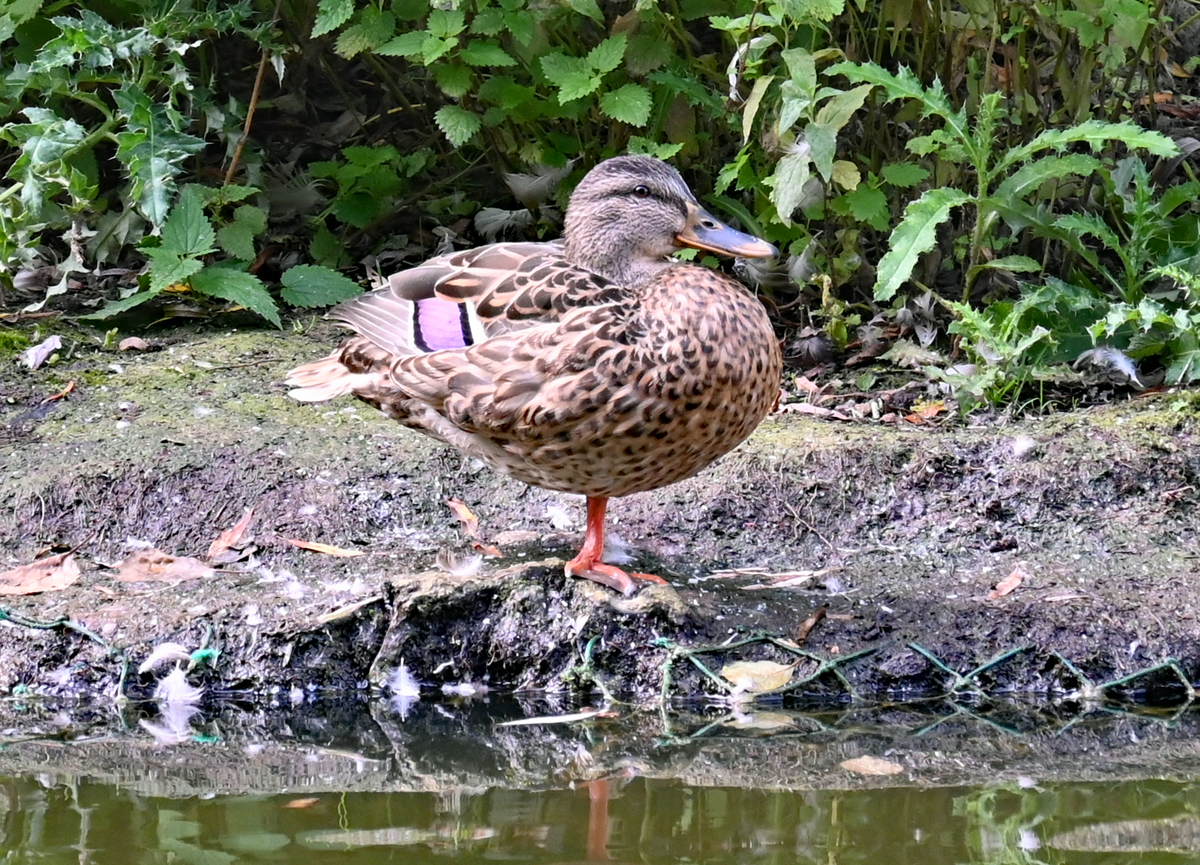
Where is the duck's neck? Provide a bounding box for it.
[565,236,675,287]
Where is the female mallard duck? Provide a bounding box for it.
[287,156,782,595]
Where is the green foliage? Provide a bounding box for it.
[829,62,1177,303]
[1,0,1196,415]
[280,265,363,309]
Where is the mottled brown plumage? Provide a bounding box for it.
[287,156,782,594]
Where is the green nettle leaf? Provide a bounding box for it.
[376,30,425,57]
[587,33,627,75]
[344,144,399,166]
[880,162,929,188]
[280,264,363,308]
[565,0,604,21]
[541,53,598,101]
[504,9,535,45]
[333,191,381,228]
[478,75,536,108]
[628,136,683,160]
[875,187,972,301]
[159,186,215,257]
[427,9,466,38]
[599,83,652,126]
[434,104,481,146]
[336,24,375,58]
[312,0,354,38]
[190,265,282,328]
[840,184,888,230]
[626,32,673,75]
[434,63,473,97]
[778,0,845,22]
[145,248,203,293]
[768,151,811,227]
[217,221,256,261]
[470,8,505,34]
[421,34,457,63]
[460,39,516,66]
[360,7,396,45]
[206,184,260,206]
[217,205,267,261]
[393,0,430,20]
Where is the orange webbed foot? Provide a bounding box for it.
[565,556,668,596]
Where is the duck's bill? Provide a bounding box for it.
[676,203,778,258]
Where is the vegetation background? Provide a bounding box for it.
[3,0,1200,410]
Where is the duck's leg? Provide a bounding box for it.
[564,496,669,595]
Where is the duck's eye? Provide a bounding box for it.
[632,185,651,198]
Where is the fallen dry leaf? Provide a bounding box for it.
[841,756,904,776]
[988,563,1030,599]
[118,336,150,351]
[285,539,364,557]
[19,335,62,370]
[207,507,255,559]
[445,497,480,537]
[117,549,214,582]
[0,552,81,595]
[796,605,828,644]
[721,660,797,694]
[471,540,502,557]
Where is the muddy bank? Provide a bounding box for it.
[2,320,1200,707]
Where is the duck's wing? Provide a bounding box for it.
[328,240,626,359]
[386,301,639,437]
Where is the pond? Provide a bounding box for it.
[2,696,1199,863]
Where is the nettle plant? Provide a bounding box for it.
[310,0,726,166]
[1,3,366,323]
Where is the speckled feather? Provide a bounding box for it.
[287,156,782,501]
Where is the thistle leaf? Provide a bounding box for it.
[875,187,971,301]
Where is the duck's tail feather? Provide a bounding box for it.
[285,354,370,403]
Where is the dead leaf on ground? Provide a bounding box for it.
[841,755,905,776]
[904,401,947,423]
[988,563,1030,599]
[796,605,828,644]
[285,539,364,557]
[118,337,150,351]
[470,540,502,557]
[0,552,81,595]
[720,659,798,694]
[19,335,62,370]
[117,549,214,582]
[207,507,256,560]
[445,497,480,537]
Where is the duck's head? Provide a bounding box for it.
[563,156,777,286]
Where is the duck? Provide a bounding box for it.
[286,155,783,595]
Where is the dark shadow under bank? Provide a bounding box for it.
[2,323,1200,711]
